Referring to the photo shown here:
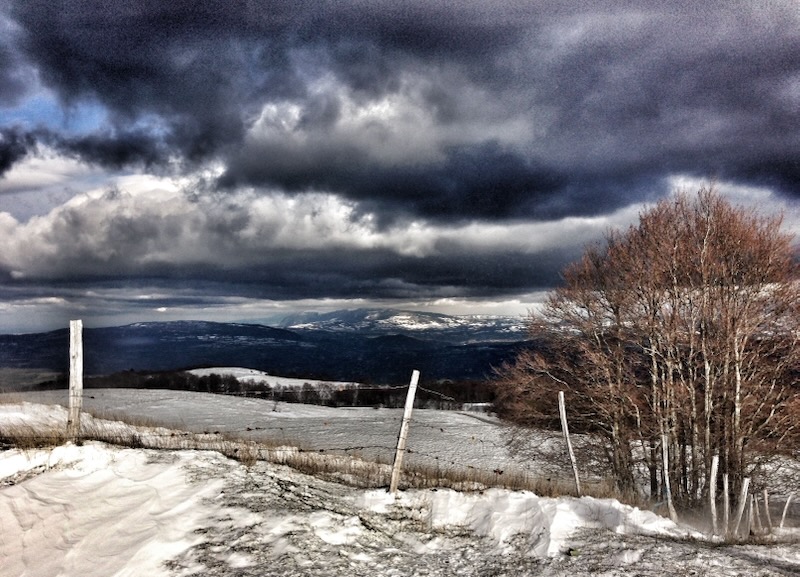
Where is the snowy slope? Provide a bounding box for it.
[187,367,364,389]
[2,437,799,577]
[2,398,799,576]
[0,443,224,577]
[2,389,578,480]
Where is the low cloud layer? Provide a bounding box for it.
[0,177,619,295]
[1,2,799,329]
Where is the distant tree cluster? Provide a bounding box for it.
[191,375,495,409]
[35,369,494,409]
[494,189,800,506]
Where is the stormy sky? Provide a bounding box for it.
[1,1,799,332]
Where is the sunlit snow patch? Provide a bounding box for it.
[360,487,690,557]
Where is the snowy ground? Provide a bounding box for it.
[4,388,574,483]
[187,367,364,390]
[2,393,800,576]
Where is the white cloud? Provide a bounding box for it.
[666,174,800,237]
[247,70,533,170]
[10,166,797,290]
[0,150,90,193]
[0,168,647,281]
[0,147,115,220]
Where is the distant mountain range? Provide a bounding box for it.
[0,310,531,386]
[278,308,526,343]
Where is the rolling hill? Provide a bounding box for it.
[0,310,530,385]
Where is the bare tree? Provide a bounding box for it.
[495,188,800,507]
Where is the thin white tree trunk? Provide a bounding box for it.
[780,493,794,529]
[723,474,730,536]
[763,489,773,533]
[67,320,83,439]
[709,455,719,535]
[753,494,763,533]
[389,370,420,494]
[559,391,581,496]
[661,433,678,522]
[733,477,750,537]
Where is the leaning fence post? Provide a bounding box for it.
[558,391,581,497]
[389,370,420,494]
[67,319,84,440]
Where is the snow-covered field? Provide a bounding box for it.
[2,391,799,576]
[3,388,567,481]
[187,367,364,390]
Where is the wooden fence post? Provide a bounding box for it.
[67,319,83,439]
[558,391,581,497]
[389,370,420,494]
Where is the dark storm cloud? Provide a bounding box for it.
[0,182,584,302]
[4,1,800,220]
[0,126,167,176]
[0,127,35,175]
[6,0,301,167]
[221,141,574,221]
[56,130,170,171]
[2,0,800,325]
[0,45,31,107]
[531,6,800,195]
[108,249,565,303]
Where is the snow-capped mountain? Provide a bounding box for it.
[279,308,526,343]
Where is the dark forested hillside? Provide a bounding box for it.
[0,314,529,386]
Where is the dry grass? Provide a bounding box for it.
[0,413,262,467]
[0,393,30,406]
[6,408,798,546]
[0,369,61,392]
[0,422,69,450]
[1,407,629,501]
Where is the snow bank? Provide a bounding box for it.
[360,487,689,557]
[0,443,225,577]
[2,399,799,576]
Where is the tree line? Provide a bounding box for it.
[35,369,495,409]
